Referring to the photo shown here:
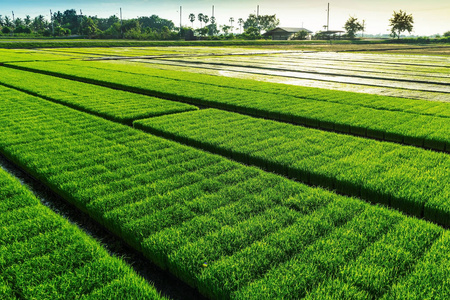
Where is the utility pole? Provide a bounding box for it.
[120,8,123,38]
[257,5,260,34]
[362,20,365,38]
[180,6,182,38]
[327,3,330,31]
[50,10,54,36]
[11,11,14,36]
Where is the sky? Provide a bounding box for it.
[2,0,449,36]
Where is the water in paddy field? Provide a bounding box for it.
[128,50,449,102]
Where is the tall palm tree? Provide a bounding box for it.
[188,13,195,28]
[238,18,244,33]
[198,13,204,28]
[24,15,31,27]
[229,17,235,33]
[203,15,209,26]
[4,16,12,27]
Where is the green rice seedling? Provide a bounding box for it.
[336,218,442,297]
[381,231,450,299]
[1,85,450,299]
[234,205,403,299]
[0,167,166,299]
[8,59,449,150]
[0,67,197,125]
[135,109,450,225]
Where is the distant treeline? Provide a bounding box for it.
[0,10,182,40]
[0,9,281,40]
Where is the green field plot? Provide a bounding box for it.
[0,67,197,125]
[0,167,165,299]
[0,49,85,62]
[42,46,247,58]
[1,85,449,299]
[18,59,450,117]
[134,109,450,226]
[7,60,449,151]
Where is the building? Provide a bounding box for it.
[264,27,313,40]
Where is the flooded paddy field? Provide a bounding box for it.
[129,50,449,102]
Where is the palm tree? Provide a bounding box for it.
[4,16,12,27]
[229,17,235,33]
[14,18,24,28]
[198,13,204,28]
[25,15,31,27]
[203,15,209,26]
[188,13,195,28]
[238,18,244,33]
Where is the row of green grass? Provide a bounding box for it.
[134,109,450,226]
[0,39,335,49]
[38,59,450,118]
[1,85,449,299]
[7,60,449,152]
[0,49,86,62]
[0,165,166,299]
[0,67,197,125]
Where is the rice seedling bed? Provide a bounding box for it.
[0,164,166,299]
[0,85,449,299]
[6,60,449,152]
[0,67,197,125]
[134,109,450,226]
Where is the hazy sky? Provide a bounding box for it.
[2,0,449,35]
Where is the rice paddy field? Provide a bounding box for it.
[0,42,449,299]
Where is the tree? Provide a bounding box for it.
[53,11,63,26]
[221,25,232,35]
[14,18,24,28]
[80,17,99,38]
[138,15,175,31]
[203,15,209,26]
[443,31,450,37]
[97,15,119,31]
[1,27,11,34]
[24,15,31,27]
[32,15,48,32]
[344,16,364,39]
[198,13,204,28]
[54,26,70,36]
[243,14,258,30]
[62,9,80,33]
[242,26,261,39]
[207,23,218,36]
[292,30,309,40]
[258,15,279,32]
[389,10,413,39]
[195,26,208,37]
[189,13,195,28]
[229,17,234,32]
[243,14,279,33]
[238,18,244,33]
[4,16,12,27]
